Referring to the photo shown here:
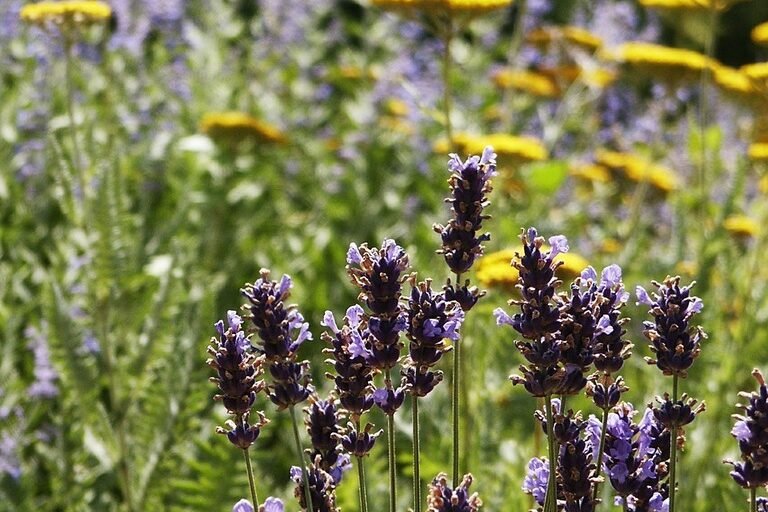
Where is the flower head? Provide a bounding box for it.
[339,422,382,458]
[427,473,482,511]
[727,369,768,489]
[639,276,705,377]
[200,112,286,146]
[20,1,111,32]
[522,457,549,506]
[433,147,497,275]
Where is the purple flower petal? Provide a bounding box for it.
[600,264,622,288]
[635,285,654,306]
[262,497,284,512]
[347,243,363,265]
[548,235,569,258]
[232,499,254,512]
[321,311,339,333]
[493,307,514,326]
[581,266,597,282]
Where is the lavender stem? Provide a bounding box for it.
[243,447,259,509]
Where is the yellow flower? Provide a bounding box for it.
[463,133,548,163]
[371,0,512,15]
[199,112,286,146]
[711,64,760,100]
[476,248,589,291]
[741,62,768,82]
[491,68,559,98]
[753,22,768,47]
[638,0,734,11]
[570,163,611,184]
[606,42,715,82]
[526,25,602,52]
[595,149,679,193]
[723,215,758,238]
[748,142,768,162]
[20,1,111,30]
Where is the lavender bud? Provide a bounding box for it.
[433,147,497,274]
[652,393,704,430]
[373,385,406,415]
[306,398,342,473]
[291,456,339,512]
[427,472,482,511]
[726,369,768,488]
[339,422,382,458]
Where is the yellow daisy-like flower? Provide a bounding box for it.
[463,133,548,163]
[711,64,760,100]
[723,215,758,238]
[753,22,768,47]
[606,42,715,82]
[595,149,679,193]
[570,163,611,184]
[537,65,616,89]
[748,142,768,162]
[491,68,559,98]
[741,62,768,82]
[200,112,286,146]
[527,26,602,52]
[20,1,111,30]
[638,0,734,11]
[371,0,512,15]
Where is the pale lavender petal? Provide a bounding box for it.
[600,264,622,288]
[321,311,339,333]
[548,235,569,258]
[581,266,597,282]
[347,243,363,265]
[233,499,254,512]
[493,308,515,326]
[635,286,654,306]
[262,497,284,512]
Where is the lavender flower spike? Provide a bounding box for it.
[434,146,497,275]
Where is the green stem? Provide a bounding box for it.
[289,405,314,512]
[243,448,259,509]
[591,408,610,506]
[63,37,85,198]
[413,394,422,512]
[751,487,757,512]
[442,21,454,143]
[356,419,370,512]
[452,272,463,487]
[669,375,679,512]
[385,369,397,512]
[544,394,558,512]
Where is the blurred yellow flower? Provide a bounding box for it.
[371,0,512,15]
[434,133,547,164]
[491,68,559,98]
[20,1,111,29]
[595,149,679,193]
[753,22,768,47]
[200,112,286,145]
[741,62,768,82]
[527,26,602,52]
[606,42,715,81]
[476,247,589,291]
[724,215,759,238]
[464,134,548,163]
[748,142,768,162]
[711,64,760,100]
[638,0,734,11]
[570,163,611,184]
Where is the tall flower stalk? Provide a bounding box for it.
[434,147,495,486]
[346,239,409,512]
[637,277,706,512]
[207,311,269,509]
[242,270,315,512]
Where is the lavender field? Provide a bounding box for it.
[2,1,768,511]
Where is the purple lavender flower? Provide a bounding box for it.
[637,276,704,377]
[260,497,285,512]
[404,279,464,396]
[433,147,497,277]
[339,422,382,458]
[25,325,58,399]
[0,432,21,480]
[602,404,670,511]
[652,393,704,431]
[427,473,482,511]
[242,269,314,409]
[321,306,376,417]
[372,386,406,415]
[207,311,269,449]
[305,398,344,479]
[233,499,254,512]
[346,239,409,370]
[290,457,339,512]
[523,457,549,506]
[727,369,768,489]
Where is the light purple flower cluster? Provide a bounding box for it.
[242,269,314,409]
[207,311,268,449]
[601,403,670,512]
[25,324,59,399]
[727,369,768,490]
[495,228,631,398]
[404,279,465,397]
[426,473,482,512]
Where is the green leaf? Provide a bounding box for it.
[522,159,569,194]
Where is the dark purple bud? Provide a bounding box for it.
[373,385,406,415]
[652,393,704,430]
[426,472,482,511]
[216,411,269,450]
[403,366,443,398]
[339,422,382,458]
